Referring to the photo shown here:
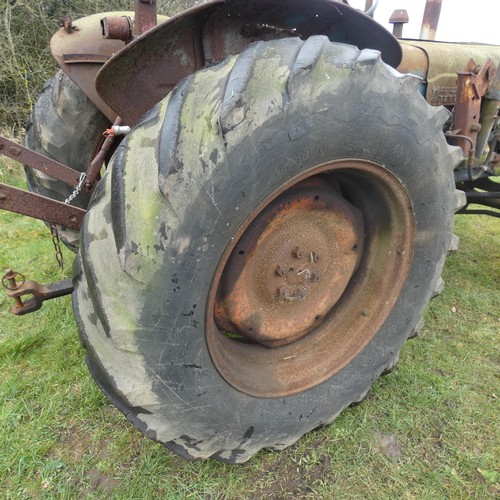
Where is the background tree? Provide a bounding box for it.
[0,0,200,131]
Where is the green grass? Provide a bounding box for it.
[0,159,499,498]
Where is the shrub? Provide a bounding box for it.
[0,0,199,132]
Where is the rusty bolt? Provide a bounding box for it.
[309,272,320,283]
[58,16,75,33]
[292,246,304,259]
[3,269,20,289]
[2,269,24,308]
[277,284,308,302]
[275,264,288,277]
[277,284,290,299]
[389,9,409,38]
[292,286,307,301]
[4,269,15,283]
[8,146,21,156]
[470,123,482,133]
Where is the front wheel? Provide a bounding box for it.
[74,37,464,463]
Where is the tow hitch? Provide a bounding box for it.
[2,270,73,315]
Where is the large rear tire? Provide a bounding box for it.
[25,70,109,250]
[73,37,464,463]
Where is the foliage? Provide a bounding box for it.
[0,0,201,132]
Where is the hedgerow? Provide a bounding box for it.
[0,0,199,132]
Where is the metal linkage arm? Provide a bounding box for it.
[0,136,81,187]
[0,184,85,230]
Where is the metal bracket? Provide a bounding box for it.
[0,184,85,230]
[2,270,73,316]
[453,58,496,159]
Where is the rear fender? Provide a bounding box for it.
[95,0,402,125]
[50,12,168,121]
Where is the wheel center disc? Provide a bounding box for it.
[214,176,364,347]
[206,159,415,398]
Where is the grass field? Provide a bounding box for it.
[0,158,499,498]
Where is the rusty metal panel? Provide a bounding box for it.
[214,177,364,348]
[452,59,496,158]
[95,0,402,125]
[399,40,500,105]
[0,184,85,230]
[51,12,131,121]
[398,43,429,80]
[50,11,169,121]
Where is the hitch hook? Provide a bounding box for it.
[2,269,73,315]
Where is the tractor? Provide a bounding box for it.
[0,0,498,463]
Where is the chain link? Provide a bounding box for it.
[50,172,87,270]
[50,223,64,270]
[64,172,86,205]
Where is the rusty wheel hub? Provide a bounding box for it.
[214,177,364,347]
[206,159,415,398]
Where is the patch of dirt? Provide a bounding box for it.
[50,422,98,462]
[84,468,120,494]
[247,437,336,498]
[376,433,404,460]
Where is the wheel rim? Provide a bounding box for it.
[206,159,415,398]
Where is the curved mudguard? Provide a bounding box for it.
[95,0,402,125]
[50,12,168,121]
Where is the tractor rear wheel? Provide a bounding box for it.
[73,37,464,463]
[25,70,109,250]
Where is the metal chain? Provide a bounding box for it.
[50,223,64,270]
[64,172,86,205]
[50,172,87,270]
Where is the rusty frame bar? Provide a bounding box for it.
[0,184,85,230]
[134,0,157,36]
[0,136,80,187]
[83,116,123,191]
